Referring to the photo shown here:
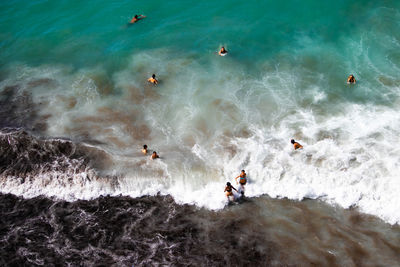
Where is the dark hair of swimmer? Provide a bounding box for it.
[291,139,295,144]
[143,144,147,149]
[134,15,138,18]
[152,74,156,78]
[227,182,231,186]
[241,170,245,172]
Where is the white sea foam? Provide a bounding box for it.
[1,55,400,225]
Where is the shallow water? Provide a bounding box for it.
[1,193,399,266]
[0,129,400,266]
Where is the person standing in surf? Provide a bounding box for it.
[291,139,303,150]
[151,151,159,159]
[224,182,237,201]
[235,170,247,196]
[142,145,148,154]
[148,74,159,85]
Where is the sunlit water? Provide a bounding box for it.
[1,0,400,265]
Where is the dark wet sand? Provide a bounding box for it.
[0,193,399,266]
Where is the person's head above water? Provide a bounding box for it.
[241,170,245,173]
[347,75,356,84]
[143,144,147,149]
[148,74,158,85]
[291,139,295,144]
[227,182,231,186]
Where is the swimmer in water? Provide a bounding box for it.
[142,144,148,154]
[130,14,146,24]
[224,182,237,201]
[291,139,303,150]
[347,74,356,84]
[218,46,228,56]
[151,151,159,159]
[147,74,159,85]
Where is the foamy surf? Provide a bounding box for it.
[1,34,400,224]
[1,96,400,225]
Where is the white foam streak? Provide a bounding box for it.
[217,105,400,224]
[2,56,400,225]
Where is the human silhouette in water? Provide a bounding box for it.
[151,151,159,159]
[218,46,228,56]
[291,139,303,150]
[224,182,237,201]
[129,14,146,24]
[142,144,148,154]
[347,74,356,84]
[148,74,159,85]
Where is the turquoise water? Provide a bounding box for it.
[1,1,399,70]
[2,0,400,104]
[1,0,400,224]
